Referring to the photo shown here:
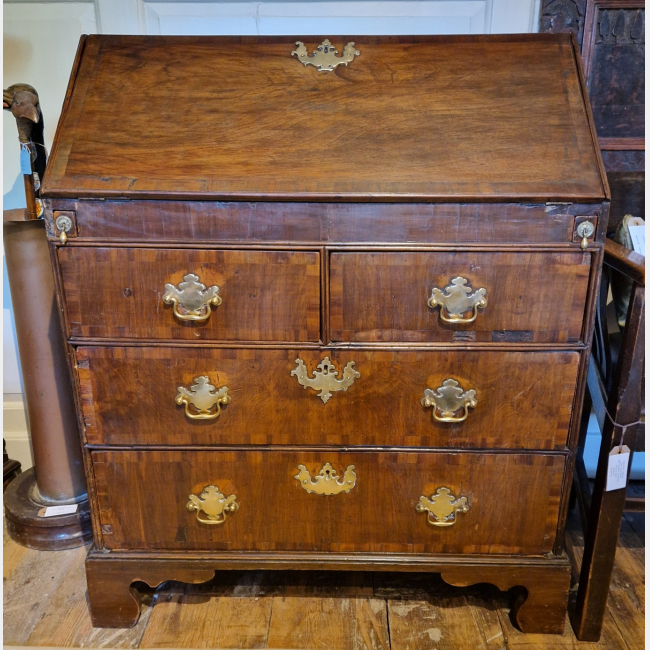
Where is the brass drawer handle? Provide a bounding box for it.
[416,487,469,527]
[163,273,222,322]
[291,357,360,404]
[176,376,231,420]
[187,485,238,525]
[295,463,356,495]
[422,379,477,423]
[428,276,487,324]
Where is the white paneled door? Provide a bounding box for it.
[94,0,541,35]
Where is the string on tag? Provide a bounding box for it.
[602,407,645,453]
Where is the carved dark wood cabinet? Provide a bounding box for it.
[42,34,609,632]
[541,0,644,229]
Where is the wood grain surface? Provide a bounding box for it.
[41,34,606,202]
[77,347,580,449]
[330,251,592,343]
[4,504,644,648]
[58,247,321,341]
[92,449,566,554]
[65,200,605,245]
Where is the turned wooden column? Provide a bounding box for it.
[3,212,91,548]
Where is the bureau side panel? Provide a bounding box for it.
[93,449,566,555]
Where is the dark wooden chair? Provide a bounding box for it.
[571,237,644,641]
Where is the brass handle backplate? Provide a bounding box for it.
[291,357,360,404]
[176,375,231,420]
[428,276,487,323]
[163,273,222,322]
[422,379,477,423]
[295,463,357,495]
[187,485,238,524]
[416,487,469,527]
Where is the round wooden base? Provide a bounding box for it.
[4,468,93,550]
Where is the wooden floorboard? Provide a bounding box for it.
[3,504,644,649]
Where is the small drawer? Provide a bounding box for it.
[58,247,321,342]
[93,449,566,555]
[78,347,579,449]
[329,251,591,343]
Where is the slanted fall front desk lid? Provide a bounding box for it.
[43,34,607,203]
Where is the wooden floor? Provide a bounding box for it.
[4,503,644,650]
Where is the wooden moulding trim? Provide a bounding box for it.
[570,33,611,202]
[84,444,573,456]
[84,547,571,631]
[43,189,611,203]
[68,339,589,351]
[87,548,571,568]
[49,240,607,251]
[42,35,87,191]
[599,138,645,151]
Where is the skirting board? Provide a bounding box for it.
[3,394,34,470]
[1,399,643,479]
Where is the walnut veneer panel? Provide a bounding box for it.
[58,247,321,341]
[70,200,605,244]
[78,347,579,449]
[43,35,606,202]
[92,450,566,554]
[330,251,591,343]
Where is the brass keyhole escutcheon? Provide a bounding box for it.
[576,221,595,250]
[291,357,360,404]
[55,215,72,245]
[295,463,357,495]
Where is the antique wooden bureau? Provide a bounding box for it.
[41,34,609,633]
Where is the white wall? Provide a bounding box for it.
[3,2,98,468]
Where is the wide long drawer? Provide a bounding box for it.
[330,251,591,343]
[78,347,580,449]
[93,450,566,554]
[58,247,321,341]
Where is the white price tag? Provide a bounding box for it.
[628,224,645,256]
[19,146,32,175]
[37,504,78,518]
[605,445,631,492]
